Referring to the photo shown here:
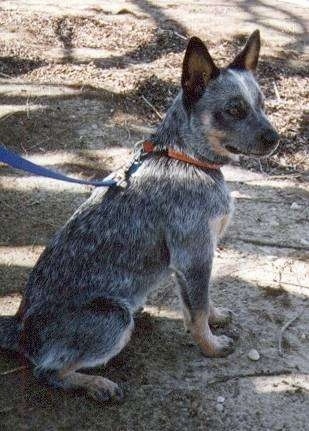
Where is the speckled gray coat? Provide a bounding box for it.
[0,30,279,402]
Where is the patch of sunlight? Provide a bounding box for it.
[144,305,181,320]
[0,84,82,98]
[0,147,131,191]
[0,104,44,118]
[234,261,309,298]
[0,245,43,268]
[273,0,309,8]
[0,175,91,192]
[230,190,252,199]
[223,165,309,193]
[0,293,21,316]
[22,151,82,166]
[27,148,130,166]
[45,47,119,62]
[213,249,309,298]
[1,1,140,17]
[241,178,308,192]
[253,374,309,394]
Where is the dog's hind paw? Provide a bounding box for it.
[87,377,124,404]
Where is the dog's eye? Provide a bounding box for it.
[228,107,240,116]
[226,105,246,119]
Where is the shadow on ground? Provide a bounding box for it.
[0,272,308,430]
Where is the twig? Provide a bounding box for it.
[267,174,303,180]
[129,124,154,135]
[278,308,305,356]
[0,365,28,376]
[273,81,281,102]
[208,369,294,385]
[1,200,17,212]
[258,159,264,173]
[273,280,308,289]
[0,112,16,123]
[141,95,163,120]
[158,28,187,41]
[26,96,31,120]
[229,236,309,251]
[173,31,187,40]
[0,71,11,78]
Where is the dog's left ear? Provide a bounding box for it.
[181,37,219,106]
[229,30,261,71]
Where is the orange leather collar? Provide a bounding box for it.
[143,141,222,170]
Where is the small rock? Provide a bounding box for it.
[217,396,225,403]
[215,403,224,412]
[290,202,301,210]
[248,349,260,361]
[300,333,306,340]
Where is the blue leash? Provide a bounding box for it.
[0,144,141,187]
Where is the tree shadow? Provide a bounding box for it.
[53,16,74,63]
[0,77,178,157]
[0,57,47,78]
[51,2,187,68]
[239,0,307,54]
[0,274,307,430]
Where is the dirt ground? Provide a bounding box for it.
[0,1,308,430]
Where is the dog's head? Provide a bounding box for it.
[181,30,279,162]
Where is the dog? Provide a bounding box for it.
[0,30,279,403]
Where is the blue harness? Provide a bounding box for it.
[0,144,143,187]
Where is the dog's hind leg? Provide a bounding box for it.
[22,297,133,403]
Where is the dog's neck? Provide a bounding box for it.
[151,92,231,165]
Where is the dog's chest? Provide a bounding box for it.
[208,193,234,240]
[209,213,232,239]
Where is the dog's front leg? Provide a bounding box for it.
[171,243,234,358]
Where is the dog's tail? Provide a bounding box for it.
[0,316,21,352]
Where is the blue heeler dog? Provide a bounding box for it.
[0,30,279,402]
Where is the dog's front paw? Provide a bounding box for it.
[200,334,234,357]
[209,307,233,327]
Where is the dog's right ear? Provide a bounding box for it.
[229,30,261,71]
[181,37,219,107]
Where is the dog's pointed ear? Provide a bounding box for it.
[229,30,261,71]
[181,37,219,106]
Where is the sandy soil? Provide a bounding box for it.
[0,1,308,430]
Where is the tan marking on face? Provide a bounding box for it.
[207,128,231,157]
[206,127,240,161]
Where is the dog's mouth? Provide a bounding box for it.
[225,143,279,158]
[225,145,242,155]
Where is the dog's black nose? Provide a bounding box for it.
[260,129,279,146]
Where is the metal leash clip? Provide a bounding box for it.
[111,141,146,188]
